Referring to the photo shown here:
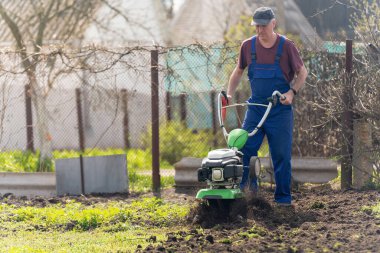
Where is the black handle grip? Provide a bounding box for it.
[221,91,229,104]
[267,96,277,106]
[267,93,286,106]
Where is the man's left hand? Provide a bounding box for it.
[280,90,294,105]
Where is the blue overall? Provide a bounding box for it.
[240,35,293,204]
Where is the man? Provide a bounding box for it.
[227,7,308,205]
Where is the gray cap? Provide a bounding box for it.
[251,7,275,26]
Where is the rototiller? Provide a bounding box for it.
[196,90,285,200]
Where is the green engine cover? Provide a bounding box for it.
[227,128,248,149]
[196,188,243,199]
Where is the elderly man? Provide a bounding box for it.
[227,6,308,205]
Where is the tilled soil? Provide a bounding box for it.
[0,192,131,207]
[1,185,379,252]
[141,185,380,253]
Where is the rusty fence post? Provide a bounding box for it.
[166,91,172,122]
[151,49,160,193]
[76,88,86,195]
[341,39,354,190]
[24,85,34,152]
[180,93,187,125]
[121,89,130,149]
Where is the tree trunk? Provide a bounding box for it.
[29,76,52,172]
[352,118,372,189]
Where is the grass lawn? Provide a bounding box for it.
[0,197,192,252]
[0,229,170,252]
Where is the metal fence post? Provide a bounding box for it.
[180,93,187,125]
[341,39,354,189]
[24,85,34,152]
[75,88,85,152]
[121,89,130,149]
[76,88,86,195]
[151,49,160,193]
[210,91,217,147]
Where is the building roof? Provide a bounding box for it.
[168,0,250,45]
[169,0,322,48]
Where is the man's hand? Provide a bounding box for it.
[280,90,295,105]
[280,65,307,105]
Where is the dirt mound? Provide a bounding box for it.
[188,193,274,228]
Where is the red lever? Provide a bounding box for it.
[221,96,228,121]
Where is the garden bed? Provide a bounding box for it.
[0,184,378,252]
[141,185,380,253]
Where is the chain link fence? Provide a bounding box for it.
[0,41,379,191]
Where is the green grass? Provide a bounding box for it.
[128,170,174,192]
[361,202,380,218]
[0,197,191,252]
[1,198,189,231]
[1,229,170,253]
[0,148,172,173]
[0,150,39,172]
[0,148,175,193]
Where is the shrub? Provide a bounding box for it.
[141,121,214,164]
[0,150,40,172]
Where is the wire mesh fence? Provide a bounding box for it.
[0,41,379,191]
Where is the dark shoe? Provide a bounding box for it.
[274,202,296,211]
[275,202,291,207]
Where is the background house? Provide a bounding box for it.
[83,0,169,46]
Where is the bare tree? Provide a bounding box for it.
[0,77,12,146]
[0,1,102,170]
[304,0,380,188]
[350,0,380,188]
[0,0,164,170]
